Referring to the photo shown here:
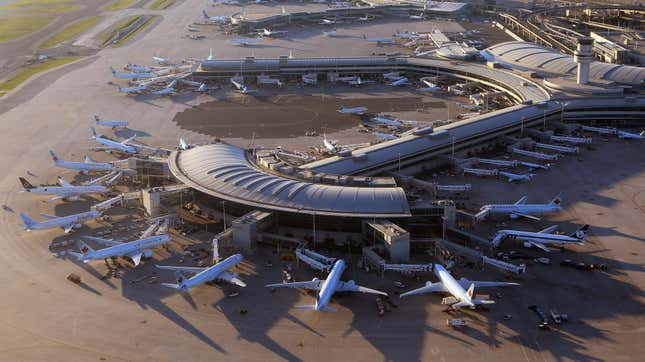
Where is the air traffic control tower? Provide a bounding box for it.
[574,37,595,85]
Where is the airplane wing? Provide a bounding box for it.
[82,235,122,246]
[58,177,72,187]
[155,265,207,274]
[48,195,65,202]
[121,135,137,145]
[538,225,558,234]
[218,272,247,287]
[458,278,519,289]
[527,241,551,252]
[266,279,322,290]
[399,282,448,298]
[336,280,387,296]
[514,196,528,205]
[511,212,541,221]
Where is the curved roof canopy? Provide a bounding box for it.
[485,41,645,86]
[169,143,411,218]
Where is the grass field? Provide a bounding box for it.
[0,0,76,8]
[39,16,100,49]
[0,56,80,97]
[0,15,54,42]
[104,0,137,11]
[149,0,174,10]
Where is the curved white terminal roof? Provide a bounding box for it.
[485,41,645,86]
[168,144,411,218]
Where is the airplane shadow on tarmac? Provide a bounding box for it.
[211,256,304,361]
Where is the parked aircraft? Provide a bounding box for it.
[416,79,440,92]
[230,79,257,94]
[266,259,387,312]
[519,161,550,171]
[499,171,535,182]
[69,234,171,266]
[94,115,128,129]
[202,10,229,23]
[400,264,519,309]
[91,128,158,154]
[388,77,409,86]
[383,72,404,81]
[347,77,374,86]
[319,18,337,25]
[409,13,425,20]
[323,135,339,153]
[118,85,147,94]
[49,150,122,174]
[125,64,153,73]
[19,176,106,201]
[394,31,419,39]
[226,38,264,46]
[369,116,402,127]
[152,56,169,65]
[476,194,563,221]
[152,80,177,96]
[20,210,101,233]
[617,130,645,139]
[206,48,214,60]
[259,28,288,37]
[337,106,368,115]
[157,254,246,291]
[110,67,155,80]
[492,225,589,252]
[179,137,191,150]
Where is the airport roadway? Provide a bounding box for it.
[0,1,643,361]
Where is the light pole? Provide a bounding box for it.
[221,200,226,232]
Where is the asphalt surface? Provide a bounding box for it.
[0,1,642,361]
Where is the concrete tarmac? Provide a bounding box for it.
[0,1,642,361]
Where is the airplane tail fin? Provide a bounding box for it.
[202,10,208,18]
[466,283,475,301]
[549,193,563,206]
[77,240,95,255]
[93,115,100,122]
[362,34,366,39]
[640,130,645,136]
[19,213,36,228]
[90,127,99,139]
[571,224,589,240]
[49,149,59,162]
[19,177,34,190]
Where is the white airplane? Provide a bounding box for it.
[230,79,257,94]
[259,28,288,37]
[492,225,589,252]
[226,38,264,46]
[94,115,128,129]
[363,35,394,45]
[19,176,106,202]
[202,10,229,23]
[49,150,121,174]
[118,84,147,94]
[124,64,153,73]
[388,77,409,86]
[357,15,371,22]
[197,83,207,92]
[179,137,191,150]
[323,135,339,153]
[409,13,425,20]
[383,72,404,81]
[369,116,402,127]
[617,130,645,139]
[347,77,374,86]
[110,67,155,80]
[319,18,337,25]
[157,254,246,291]
[266,259,387,312]
[477,194,563,221]
[206,48,214,61]
[91,128,157,154]
[152,80,177,96]
[499,171,535,183]
[152,56,169,65]
[337,106,367,115]
[69,234,171,266]
[519,161,550,171]
[20,210,100,233]
[417,79,440,92]
[400,264,519,309]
